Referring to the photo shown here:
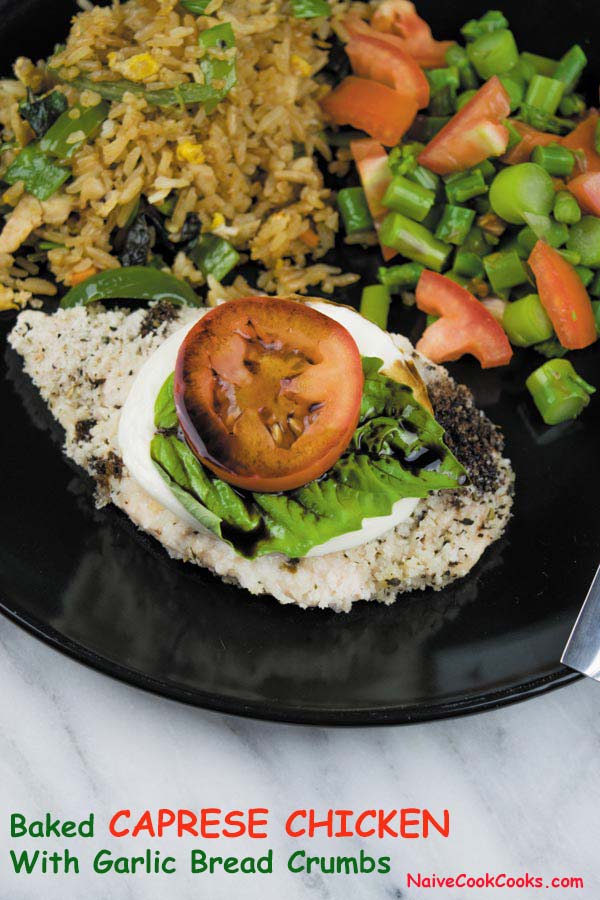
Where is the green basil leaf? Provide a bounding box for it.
[150,359,468,558]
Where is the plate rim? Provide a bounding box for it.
[0,602,581,726]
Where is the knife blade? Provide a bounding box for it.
[561,564,600,680]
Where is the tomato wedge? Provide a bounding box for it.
[418,76,511,175]
[370,0,455,68]
[344,15,430,108]
[350,138,396,261]
[174,297,364,493]
[415,270,513,368]
[528,241,597,350]
[568,171,600,215]
[321,76,418,147]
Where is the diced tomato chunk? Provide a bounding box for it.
[504,113,600,173]
[417,77,511,175]
[568,171,600,215]
[502,121,557,165]
[371,0,455,68]
[321,76,418,147]
[415,270,513,368]
[562,112,600,175]
[344,15,429,108]
[529,241,597,350]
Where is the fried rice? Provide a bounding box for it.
[0,0,364,311]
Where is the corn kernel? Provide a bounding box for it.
[291,54,312,76]
[211,212,225,230]
[177,140,206,165]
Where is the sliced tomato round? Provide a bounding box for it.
[174,297,364,493]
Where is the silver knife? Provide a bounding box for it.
[561,564,600,680]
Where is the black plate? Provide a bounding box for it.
[1,0,597,724]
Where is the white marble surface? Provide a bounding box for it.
[1,614,599,900]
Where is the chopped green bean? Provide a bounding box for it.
[456,89,477,111]
[382,175,436,222]
[489,163,554,224]
[445,170,487,204]
[590,272,600,298]
[377,262,424,292]
[4,143,69,200]
[514,56,536,82]
[505,120,524,151]
[337,187,373,234]
[463,225,489,256]
[575,266,594,288]
[445,45,479,90]
[360,284,391,330]
[499,74,525,111]
[534,338,568,358]
[454,249,485,278]
[435,205,476,245]
[522,212,569,247]
[388,141,423,177]
[553,44,587,94]
[526,359,595,425]
[559,93,586,117]
[187,233,240,281]
[525,75,564,114]
[426,67,460,116]
[444,271,470,287]
[557,248,581,266]
[409,165,441,194]
[520,51,557,77]
[379,212,452,272]
[592,300,600,332]
[517,105,574,134]
[517,225,537,257]
[553,190,582,224]
[566,216,600,267]
[483,250,529,292]
[467,29,519,80]
[461,10,509,41]
[531,143,575,177]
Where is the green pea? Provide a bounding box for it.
[566,216,600,268]
[488,163,555,225]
